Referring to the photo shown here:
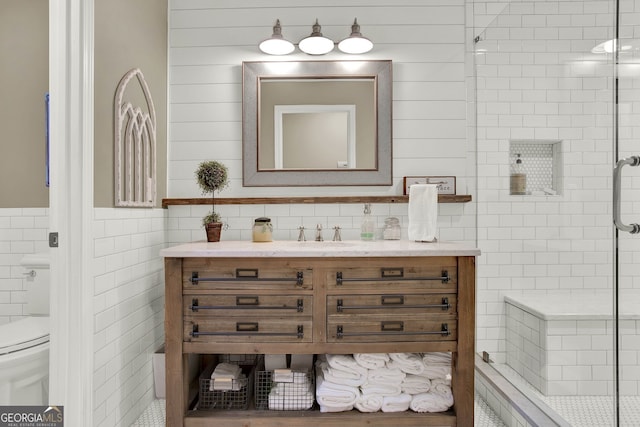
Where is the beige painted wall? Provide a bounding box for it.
[94,0,167,207]
[0,1,49,208]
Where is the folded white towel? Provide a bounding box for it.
[388,353,425,375]
[210,363,245,391]
[271,382,313,396]
[410,391,454,413]
[421,352,451,366]
[360,382,401,396]
[408,184,438,242]
[211,363,242,379]
[381,393,412,412]
[268,387,314,410]
[355,394,383,413]
[315,374,359,409]
[401,374,432,394]
[353,353,390,370]
[367,367,406,385]
[422,365,451,380]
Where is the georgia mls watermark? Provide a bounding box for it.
[0,406,63,427]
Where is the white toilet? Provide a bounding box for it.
[0,253,50,405]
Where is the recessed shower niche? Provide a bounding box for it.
[509,140,563,196]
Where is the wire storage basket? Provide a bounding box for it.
[255,368,315,411]
[198,354,261,410]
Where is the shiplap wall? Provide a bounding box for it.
[167,0,476,242]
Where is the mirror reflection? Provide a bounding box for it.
[259,79,376,170]
[242,60,392,187]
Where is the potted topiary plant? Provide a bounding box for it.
[195,160,229,242]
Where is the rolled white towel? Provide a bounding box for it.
[360,382,401,396]
[353,353,390,370]
[431,378,453,399]
[319,361,367,387]
[422,365,451,380]
[410,391,454,413]
[387,353,425,375]
[326,354,368,376]
[381,393,412,413]
[355,394,383,413]
[421,352,452,366]
[401,374,432,394]
[315,374,359,409]
[367,367,405,385]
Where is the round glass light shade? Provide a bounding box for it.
[259,37,295,55]
[338,36,373,54]
[299,35,334,55]
[298,20,334,55]
[338,19,373,54]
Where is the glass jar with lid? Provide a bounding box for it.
[252,217,273,242]
[382,217,401,240]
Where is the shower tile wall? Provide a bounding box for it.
[474,0,621,364]
[0,208,49,325]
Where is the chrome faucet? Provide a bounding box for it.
[315,224,324,241]
[297,226,306,242]
[332,226,342,242]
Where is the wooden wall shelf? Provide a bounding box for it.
[162,195,472,208]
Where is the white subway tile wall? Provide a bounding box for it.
[474,0,640,372]
[92,208,166,427]
[0,208,49,325]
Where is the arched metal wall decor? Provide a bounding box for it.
[114,68,157,207]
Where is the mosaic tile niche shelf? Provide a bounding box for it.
[509,140,563,196]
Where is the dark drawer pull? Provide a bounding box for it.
[336,270,450,285]
[236,296,259,305]
[336,297,451,312]
[236,322,259,332]
[191,324,304,338]
[190,298,304,312]
[381,321,403,331]
[382,295,404,305]
[336,323,450,339]
[190,270,304,286]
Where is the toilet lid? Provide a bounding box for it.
[0,317,49,355]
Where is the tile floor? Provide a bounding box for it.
[131,396,507,426]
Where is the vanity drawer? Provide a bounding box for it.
[185,317,313,343]
[327,294,456,316]
[182,258,313,291]
[326,315,456,343]
[324,258,457,292]
[184,295,312,317]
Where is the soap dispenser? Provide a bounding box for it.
[510,153,526,195]
[360,203,375,241]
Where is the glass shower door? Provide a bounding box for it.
[472,0,635,425]
[613,1,640,424]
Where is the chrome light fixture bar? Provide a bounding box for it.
[259,18,373,56]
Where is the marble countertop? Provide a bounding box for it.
[160,240,480,258]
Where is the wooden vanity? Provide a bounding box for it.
[161,240,479,427]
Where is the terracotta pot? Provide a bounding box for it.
[205,222,223,242]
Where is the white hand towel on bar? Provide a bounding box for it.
[408,184,438,242]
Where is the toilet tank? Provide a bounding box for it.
[20,253,50,316]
